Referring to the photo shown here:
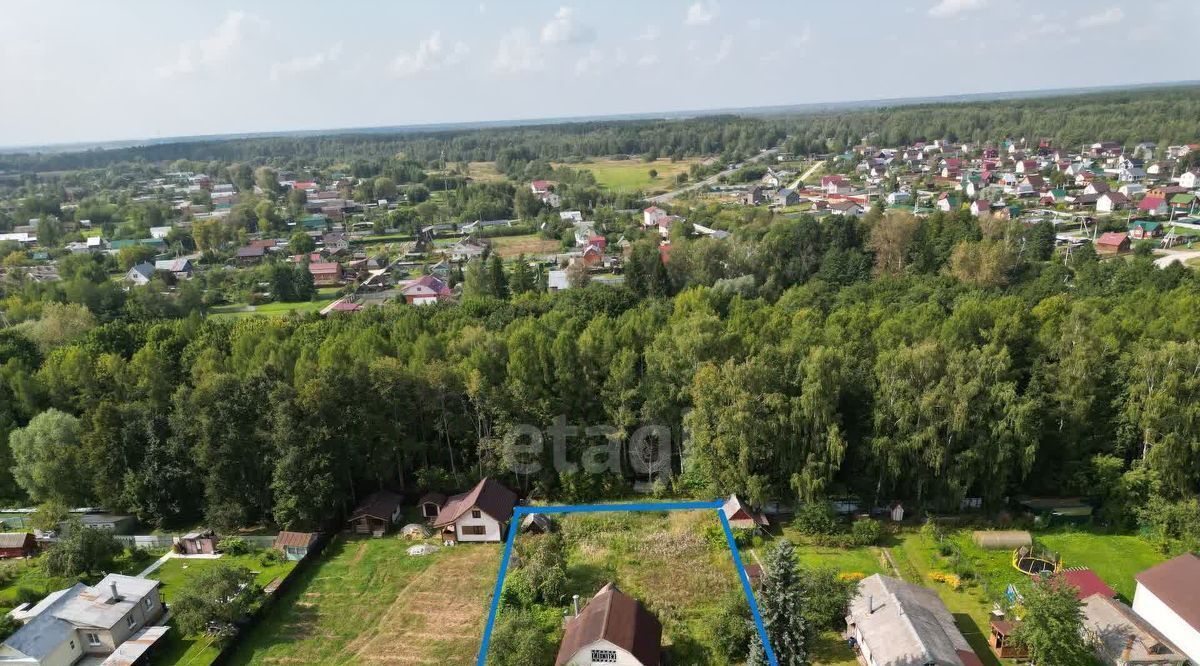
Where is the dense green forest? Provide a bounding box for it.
[1,206,1198,539]
[3,85,1199,173]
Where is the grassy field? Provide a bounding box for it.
[224,536,500,665]
[488,234,561,259]
[466,162,507,183]
[208,288,341,319]
[559,158,702,193]
[0,549,159,610]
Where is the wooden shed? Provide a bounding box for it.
[175,530,219,555]
[274,531,319,561]
[0,532,37,559]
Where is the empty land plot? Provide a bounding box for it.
[226,537,500,665]
[488,234,561,259]
[559,158,702,193]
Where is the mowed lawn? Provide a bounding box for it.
[225,536,501,665]
[488,234,561,259]
[558,158,701,193]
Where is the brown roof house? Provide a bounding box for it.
[0,533,37,559]
[721,494,769,531]
[846,574,985,666]
[431,478,517,545]
[274,531,320,561]
[555,583,662,666]
[347,490,404,536]
[1132,554,1200,664]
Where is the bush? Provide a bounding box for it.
[501,568,537,609]
[258,548,284,566]
[850,519,883,546]
[218,537,254,556]
[711,590,752,662]
[794,502,838,536]
[703,524,755,549]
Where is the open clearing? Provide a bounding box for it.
[488,234,561,259]
[556,158,702,193]
[226,537,500,665]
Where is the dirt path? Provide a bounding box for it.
[343,545,499,665]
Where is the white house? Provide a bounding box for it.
[1179,171,1200,189]
[431,477,517,544]
[555,583,662,666]
[124,262,155,286]
[846,574,983,666]
[1097,192,1129,214]
[642,206,668,228]
[1132,554,1200,664]
[886,191,911,205]
[0,574,167,666]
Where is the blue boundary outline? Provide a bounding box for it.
[475,500,778,666]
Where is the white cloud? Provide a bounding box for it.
[392,31,469,78]
[685,1,718,26]
[636,53,659,68]
[1077,6,1124,27]
[270,44,342,81]
[156,11,258,78]
[573,48,604,75]
[635,25,661,41]
[746,18,763,31]
[541,6,594,44]
[928,0,987,18]
[494,29,543,73]
[712,35,733,63]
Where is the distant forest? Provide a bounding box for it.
[3,85,1200,172]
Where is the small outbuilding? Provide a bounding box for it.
[521,513,553,534]
[347,490,404,536]
[174,530,218,555]
[0,533,37,559]
[417,492,446,521]
[721,494,769,531]
[274,531,320,561]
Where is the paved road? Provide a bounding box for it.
[646,147,781,203]
[1154,249,1200,268]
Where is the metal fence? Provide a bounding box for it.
[114,534,280,550]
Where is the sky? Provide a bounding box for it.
[1,0,1198,147]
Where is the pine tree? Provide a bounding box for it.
[748,539,807,666]
[510,254,535,294]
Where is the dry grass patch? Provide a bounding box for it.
[489,234,561,259]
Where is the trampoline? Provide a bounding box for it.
[1012,545,1061,577]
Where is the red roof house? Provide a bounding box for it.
[1059,569,1117,601]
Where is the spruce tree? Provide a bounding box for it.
[748,539,807,666]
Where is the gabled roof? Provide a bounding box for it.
[1096,232,1129,246]
[1135,553,1200,631]
[54,574,159,630]
[0,532,33,549]
[431,477,517,527]
[555,583,662,666]
[848,574,979,666]
[274,531,319,549]
[348,490,403,522]
[721,494,768,527]
[3,583,86,660]
[1058,569,1116,601]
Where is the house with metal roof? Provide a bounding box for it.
[555,583,662,666]
[430,477,517,545]
[846,574,984,666]
[0,574,166,666]
[1132,554,1200,664]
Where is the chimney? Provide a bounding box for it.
[110,581,120,601]
[572,594,580,617]
[1121,635,1135,663]
[868,595,875,614]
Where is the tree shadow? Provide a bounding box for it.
[953,612,1002,666]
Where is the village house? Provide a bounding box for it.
[346,490,404,535]
[822,175,852,195]
[1128,220,1162,240]
[430,477,518,545]
[0,574,167,666]
[555,583,662,666]
[154,258,193,280]
[1178,170,1200,189]
[450,237,489,262]
[741,186,765,205]
[642,206,669,229]
[0,533,36,559]
[721,494,769,531]
[400,275,453,305]
[308,262,343,286]
[1095,232,1132,255]
[1132,554,1200,664]
[1138,197,1169,217]
[322,232,350,255]
[773,188,799,207]
[1082,593,1188,666]
[1097,192,1130,214]
[273,531,320,561]
[236,245,266,265]
[123,262,155,286]
[846,574,984,666]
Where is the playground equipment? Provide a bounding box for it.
[1012,544,1062,577]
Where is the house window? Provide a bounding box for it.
[462,525,486,536]
[591,649,617,663]
[144,597,152,610]
[471,509,481,519]
[127,615,136,628]
[86,633,101,647]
